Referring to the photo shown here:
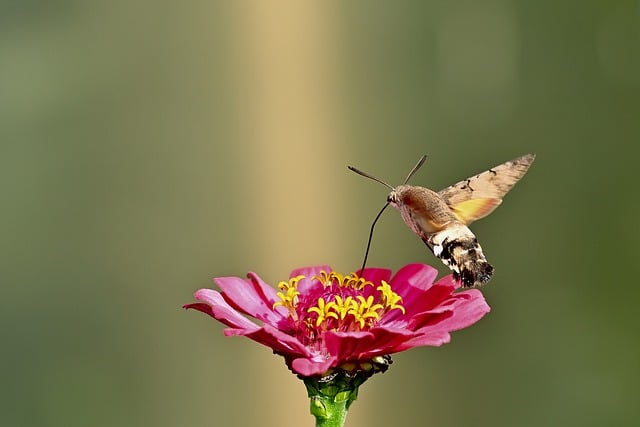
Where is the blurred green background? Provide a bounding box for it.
[2,1,639,426]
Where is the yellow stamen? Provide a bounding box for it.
[348,295,384,328]
[377,280,406,314]
[325,295,355,320]
[273,275,304,321]
[308,297,338,327]
[313,271,333,287]
[314,270,374,290]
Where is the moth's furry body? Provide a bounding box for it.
[349,153,535,288]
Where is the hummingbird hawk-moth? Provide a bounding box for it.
[348,153,535,287]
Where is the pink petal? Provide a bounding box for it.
[407,308,455,330]
[291,356,338,377]
[388,264,442,309]
[394,330,453,350]
[289,265,332,294]
[324,331,374,360]
[426,289,490,332]
[363,326,418,355]
[324,328,416,360]
[228,323,311,358]
[384,283,455,326]
[289,265,332,278]
[246,271,280,301]
[435,274,459,287]
[358,267,392,285]
[215,275,286,325]
[390,263,439,293]
[184,289,260,332]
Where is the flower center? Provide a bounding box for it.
[274,271,405,334]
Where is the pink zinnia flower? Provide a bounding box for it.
[184,263,490,377]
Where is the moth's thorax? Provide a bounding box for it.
[388,185,459,235]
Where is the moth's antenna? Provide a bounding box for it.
[359,202,390,275]
[403,155,427,184]
[348,155,427,275]
[347,165,394,190]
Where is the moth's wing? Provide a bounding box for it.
[449,198,502,224]
[438,153,535,224]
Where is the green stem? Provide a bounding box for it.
[301,356,393,426]
[309,394,349,427]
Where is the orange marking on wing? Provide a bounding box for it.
[450,198,502,224]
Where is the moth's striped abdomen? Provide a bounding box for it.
[428,224,493,287]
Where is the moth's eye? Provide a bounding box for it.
[387,193,397,203]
